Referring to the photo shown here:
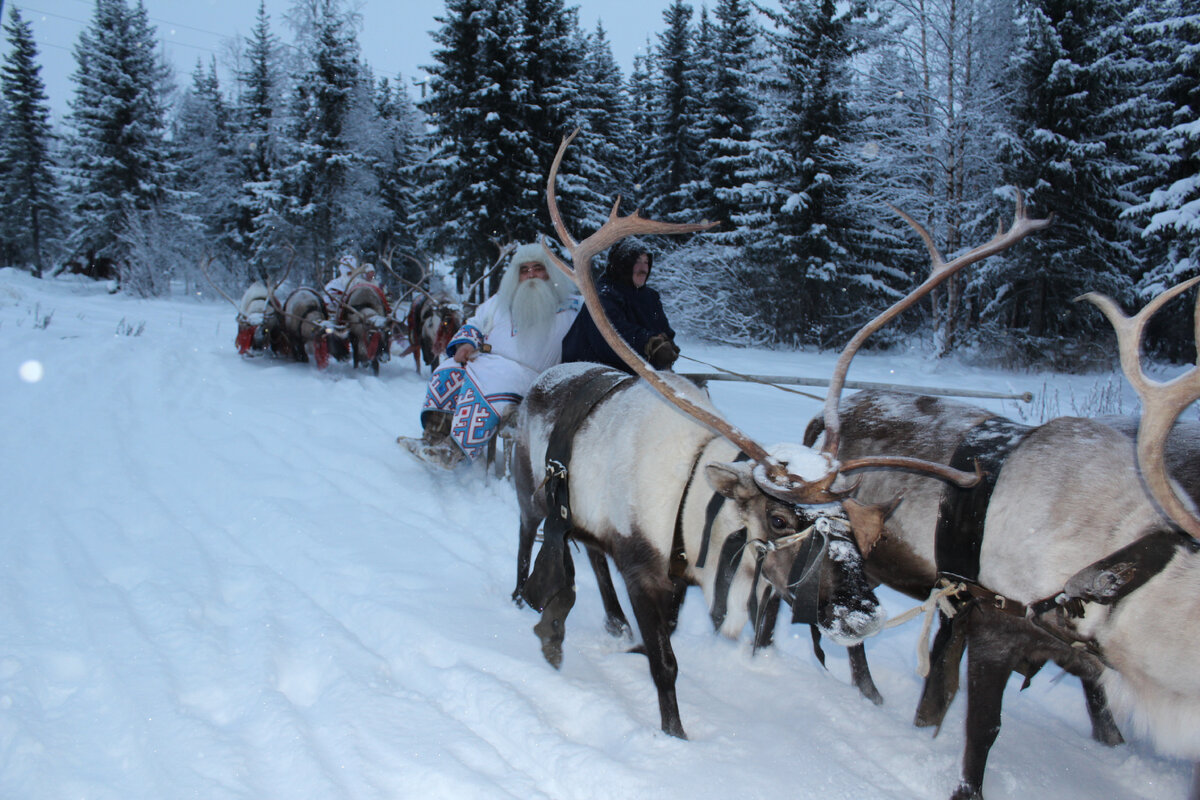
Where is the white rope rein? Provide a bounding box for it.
[882,582,964,678]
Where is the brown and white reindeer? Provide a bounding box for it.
[382,251,466,374]
[799,275,1200,799]
[509,131,1042,740]
[201,256,292,358]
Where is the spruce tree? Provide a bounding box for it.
[1124,0,1200,358]
[0,5,58,275]
[372,74,427,272]
[234,0,286,280]
[644,0,703,221]
[173,59,239,254]
[279,0,382,282]
[997,0,1139,356]
[420,0,586,292]
[698,0,760,232]
[568,22,638,229]
[627,45,657,197]
[66,0,173,280]
[746,0,870,345]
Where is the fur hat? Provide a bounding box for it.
[337,253,358,276]
[605,239,652,286]
[509,243,551,271]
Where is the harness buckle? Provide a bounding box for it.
[992,594,1007,610]
[546,459,567,480]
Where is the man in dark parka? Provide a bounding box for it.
[561,238,680,372]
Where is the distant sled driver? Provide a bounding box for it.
[398,243,580,470]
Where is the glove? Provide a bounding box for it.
[645,333,680,370]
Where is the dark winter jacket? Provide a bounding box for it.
[561,240,675,373]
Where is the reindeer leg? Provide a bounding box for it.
[511,440,539,607]
[625,573,686,739]
[513,513,539,608]
[951,625,1009,800]
[587,549,632,639]
[753,595,781,649]
[848,644,885,706]
[1082,676,1124,746]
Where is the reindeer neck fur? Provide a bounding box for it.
[1098,550,1200,760]
[831,391,999,598]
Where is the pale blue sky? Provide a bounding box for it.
[7,0,708,123]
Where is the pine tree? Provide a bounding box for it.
[1124,0,1200,359]
[278,0,383,282]
[644,0,703,221]
[567,22,638,230]
[0,5,58,275]
[420,0,586,292]
[997,0,1139,356]
[234,0,286,280]
[627,44,657,197]
[66,0,173,284]
[173,59,239,253]
[372,74,427,270]
[744,0,872,345]
[698,0,761,231]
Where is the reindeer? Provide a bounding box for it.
[320,260,398,374]
[799,275,1200,799]
[385,245,513,374]
[201,257,292,358]
[509,131,1045,741]
[380,252,463,373]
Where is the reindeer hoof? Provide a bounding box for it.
[949,781,982,800]
[605,616,633,640]
[511,588,526,609]
[662,720,688,740]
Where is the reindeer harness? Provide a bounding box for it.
[523,369,832,637]
[932,416,1199,665]
[521,370,636,612]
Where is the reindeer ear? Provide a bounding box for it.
[705,462,758,502]
[842,494,903,557]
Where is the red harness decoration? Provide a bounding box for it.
[235,326,255,355]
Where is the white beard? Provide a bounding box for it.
[510,278,560,346]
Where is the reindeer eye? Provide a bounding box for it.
[770,514,790,532]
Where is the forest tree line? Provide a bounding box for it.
[0,0,1197,365]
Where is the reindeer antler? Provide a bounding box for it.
[1081,276,1200,538]
[546,129,844,502]
[821,196,1052,469]
[199,256,243,314]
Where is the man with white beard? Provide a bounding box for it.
[398,243,581,469]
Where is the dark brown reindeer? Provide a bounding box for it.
[800,275,1200,799]
[509,131,1039,741]
[382,252,464,374]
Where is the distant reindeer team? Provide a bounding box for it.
[507,131,1200,800]
[209,243,517,376]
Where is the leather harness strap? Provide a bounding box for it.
[694,451,751,569]
[934,416,1030,583]
[521,369,635,612]
[669,440,714,580]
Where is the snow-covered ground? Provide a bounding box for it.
[1,267,1191,799]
